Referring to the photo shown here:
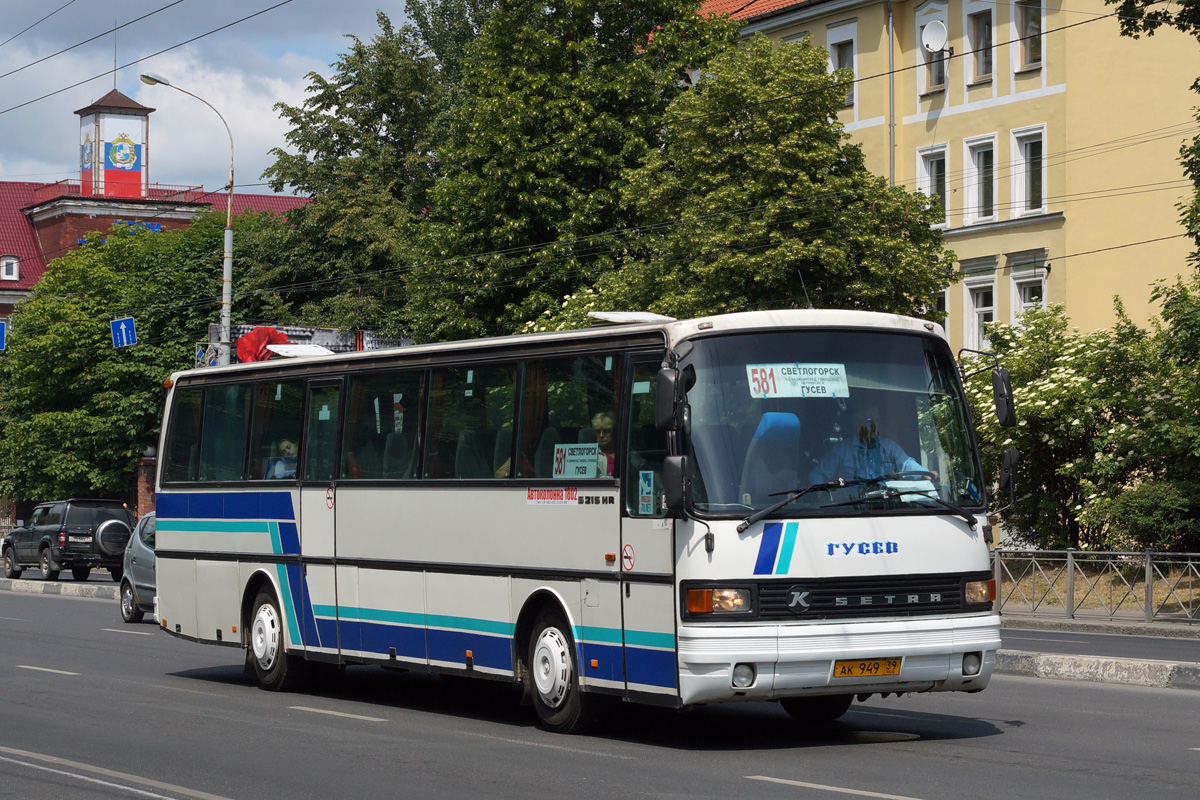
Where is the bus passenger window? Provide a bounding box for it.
[304,386,341,482]
[198,385,249,481]
[519,354,622,479]
[425,365,516,479]
[248,381,304,481]
[163,387,203,482]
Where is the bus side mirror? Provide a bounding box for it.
[662,455,689,512]
[656,368,682,431]
[992,367,1016,428]
[998,448,1019,496]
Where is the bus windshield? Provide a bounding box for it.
[684,329,984,517]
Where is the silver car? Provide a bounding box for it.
[119,512,156,623]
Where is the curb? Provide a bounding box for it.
[996,650,1200,690]
[1000,615,1200,639]
[0,577,118,600]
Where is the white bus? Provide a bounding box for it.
[155,309,1014,733]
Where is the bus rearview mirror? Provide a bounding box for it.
[992,368,1016,428]
[998,448,1019,495]
[662,455,688,512]
[656,368,681,431]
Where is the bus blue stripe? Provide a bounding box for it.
[754,522,783,575]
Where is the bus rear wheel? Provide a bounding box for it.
[779,694,854,724]
[250,590,308,691]
[526,608,608,734]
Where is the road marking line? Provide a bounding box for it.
[747,776,925,799]
[461,730,635,759]
[290,705,387,722]
[16,665,80,675]
[0,755,176,799]
[0,616,27,621]
[102,628,155,636]
[0,746,235,800]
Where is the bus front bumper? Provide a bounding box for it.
[676,613,1001,706]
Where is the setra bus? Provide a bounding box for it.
[154,309,1016,733]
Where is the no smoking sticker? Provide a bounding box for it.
[621,544,635,571]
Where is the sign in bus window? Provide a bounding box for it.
[746,363,849,399]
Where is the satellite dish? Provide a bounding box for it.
[921,20,948,53]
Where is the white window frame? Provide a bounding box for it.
[963,134,998,225]
[828,21,858,109]
[1011,269,1047,322]
[917,143,950,227]
[963,274,996,350]
[964,3,993,85]
[915,2,949,97]
[1,256,18,282]
[1011,124,1046,215]
[1014,0,1043,71]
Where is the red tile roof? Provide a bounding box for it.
[701,0,811,21]
[0,181,310,294]
[0,182,47,290]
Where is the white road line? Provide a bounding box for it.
[747,775,926,799]
[461,730,635,759]
[103,627,155,636]
[16,665,80,675]
[290,705,387,722]
[0,616,27,621]
[0,746,236,800]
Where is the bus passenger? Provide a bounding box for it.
[593,411,616,477]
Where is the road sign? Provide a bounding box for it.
[0,320,6,351]
[111,317,137,348]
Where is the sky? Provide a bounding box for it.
[0,0,407,197]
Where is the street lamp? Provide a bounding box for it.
[140,72,235,366]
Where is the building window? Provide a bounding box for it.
[1013,126,1045,213]
[1,256,17,282]
[1016,279,1044,314]
[1017,0,1042,69]
[969,11,993,82]
[831,39,855,106]
[922,25,947,92]
[965,137,996,223]
[918,145,949,224]
[968,284,995,349]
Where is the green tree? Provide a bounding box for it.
[405,0,740,341]
[964,304,1162,549]
[258,6,486,333]
[0,213,287,501]
[530,35,954,328]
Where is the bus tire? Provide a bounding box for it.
[250,590,308,691]
[526,608,608,734]
[779,694,854,724]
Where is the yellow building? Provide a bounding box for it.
[702,0,1200,349]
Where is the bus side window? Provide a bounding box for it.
[198,385,249,481]
[163,387,203,482]
[519,354,621,479]
[426,365,516,479]
[342,370,424,480]
[249,381,304,480]
[626,362,668,517]
[304,385,341,482]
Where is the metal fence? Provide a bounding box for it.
[993,549,1200,624]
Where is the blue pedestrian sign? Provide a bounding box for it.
[111,316,137,348]
[0,320,6,351]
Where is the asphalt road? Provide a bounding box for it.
[1001,626,1200,663]
[2,591,1199,800]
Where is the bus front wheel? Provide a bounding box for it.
[779,694,854,724]
[526,609,608,734]
[250,590,308,691]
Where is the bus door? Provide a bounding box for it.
[299,380,343,656]
[619,358,679,699]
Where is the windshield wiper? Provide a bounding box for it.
[735,471,948,534]
[820,487,978,529]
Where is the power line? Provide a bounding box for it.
[0,0,81,50]
[0,0,296,118]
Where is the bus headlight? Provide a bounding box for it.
[686,587,752,614]
[965,579,995,605]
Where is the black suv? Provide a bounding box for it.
[2,499,134,582]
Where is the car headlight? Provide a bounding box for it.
[686,587,752,614]
[965,578,995,605]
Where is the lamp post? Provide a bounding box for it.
[140,72,235,366]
